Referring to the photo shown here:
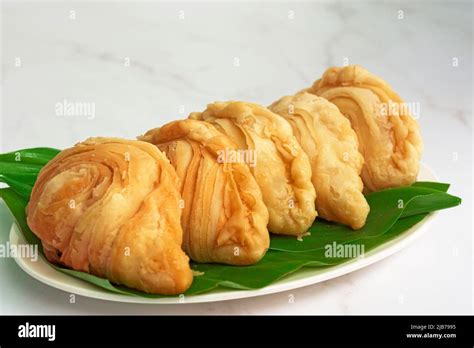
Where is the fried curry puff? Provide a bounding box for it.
[190,101,317,236]
[140,119,270,265]
[270,93,369,229]
[306,65,422,192]
[27,137,193,295]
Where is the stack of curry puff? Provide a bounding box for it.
[26,65,423,294]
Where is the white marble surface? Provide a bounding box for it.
[0,0,472,314]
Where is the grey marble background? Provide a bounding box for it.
[0,0,472,314]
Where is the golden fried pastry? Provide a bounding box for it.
[27,137,192,295]
[189,101,317,236]
[306,65,423,192]
[269,93,369,229]
[139,119,269,265]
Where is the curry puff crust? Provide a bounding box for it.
[306,65,423,192]
[139,119,270,265]
[270,93,369,230]
[190,101,317,236]
[27,137,193,295]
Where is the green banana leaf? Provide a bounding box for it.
[0,148,462,298]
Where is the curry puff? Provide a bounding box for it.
[190,101,317,236]
[27,137,193,295]
[270,93,369,230]
[139,119,270,265]
[306,65,423,192]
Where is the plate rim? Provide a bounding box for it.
[8,162,440,304]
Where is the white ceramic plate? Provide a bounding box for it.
[10,163,438,304]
